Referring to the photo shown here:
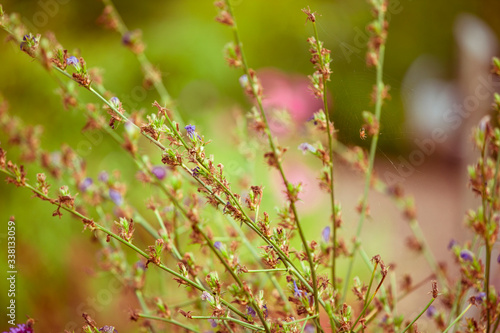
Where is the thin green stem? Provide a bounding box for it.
[190,316,265,331]
[246,268,287,273]
[401,297,436,333]
[137,313,200,333]
[281,315,319,326]
[342,3,387,304]
[442,303,472,333]
[408,218,448,290]
[311,17,337,297]
[480,134,491,333]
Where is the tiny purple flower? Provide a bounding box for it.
[214,241,223,250]
[263,304,268,318]
[460,249,474,262]
[66,56,79,66]
[322,226,331,242]
[307,293,313,306]
[475,292,486,304]
[109,189,123,206]
[298,142,316,154]
[98,326,118,333]
[246,306,256,318]
[20,35,32,51]
[426,305,437,317]
[191,166,200,177]
[293,280,302,297]
[447,239,457,250]
[304,324,315,333]
[122,32,132,46]
[185,124,196,139]
[3,324,33,333]
[208,319,217,328]
[201,291,214,302]
[110,97,120,107]
[98,171,109,182]
[151,166,167,180]
[239,74,249,88]
[79,177,93,192]
[497,254,500,264]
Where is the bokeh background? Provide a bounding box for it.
[1,0,500,332]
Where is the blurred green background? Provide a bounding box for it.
[1,0,499,332]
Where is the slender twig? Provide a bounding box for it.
[442,303,472,333]
[137,313,200,333]
[342,2,387,304]
[190,316,266,331]
[401,298,436,333]
[307,13,337,296]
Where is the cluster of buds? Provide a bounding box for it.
[65,55,92,88]
[20,33,40,58]
[289,279,314,315]
[366,0,389,67]
[303,7,332,100]
[238,70,263,99]
[214,1,234,27]
[361,110,380,138]
[224,42,242,68]
[146,239,165,266]
[97,5,119,31]
[121,30,145,54]
[115,217,135,242]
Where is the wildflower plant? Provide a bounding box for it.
[1,1,500,332]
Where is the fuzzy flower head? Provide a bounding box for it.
[246,306,256,318]
[66,56,79,67]
[79,177,93,192]
[151,166,167,180]
[239,74,249,88]
[298,142,316,154]
[109,189,123,206]
[208,319,217,328]
[185,124,196,139]
[304,324,315,333]
[110,97,120,108]
[293,280,302,297]
[426,305,437,317]
[201,291,214,303]
[460,249,474,262]
[475,292,487,304]
[322,226,331,242]
[98,171,109,183]
[19,34,39,56]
